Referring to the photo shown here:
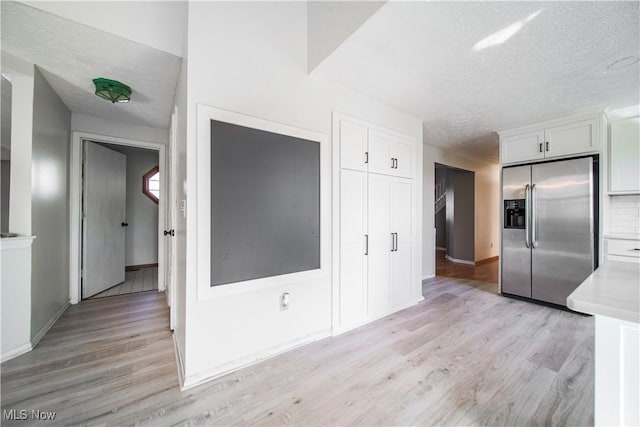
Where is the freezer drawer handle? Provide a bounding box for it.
[531,184,538,248]
[524,184,530,248]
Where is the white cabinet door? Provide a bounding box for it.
[368,174,391,317]
[368,130,393,176]
[609,117,640,194]
[391,139,413,179]
[501,130,545,164]
[339,120,368,172]
[339,170,368,326]
[390,178,413,306]
[545,118,598,158]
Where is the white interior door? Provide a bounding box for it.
[168,107,178,330]
[82,141,127,298]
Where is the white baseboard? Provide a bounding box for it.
[333,297,424,337]
[1,342,32,363]
[435,247,446,252]
[445,255,475,265]
[31,300,70,349]
[181,328,332,390]
[422,273,436,281]
[172,333,185,389]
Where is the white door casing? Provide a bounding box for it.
[69,132,167,307]
[82,141,126,298]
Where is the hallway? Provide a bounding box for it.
[436,250,499,284]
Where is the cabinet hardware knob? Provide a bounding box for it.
[121,222,128,227]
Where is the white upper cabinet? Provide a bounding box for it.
[545,119,598,158]
[609,116,640,194]
[339,120,368,172]
[501,130,545,164]
[499,112,602,165]
[368,129,413,178]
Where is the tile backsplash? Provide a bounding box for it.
[609,195,640,235]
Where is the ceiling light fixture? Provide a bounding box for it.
[92,77,131,103]
[606,56,639,72]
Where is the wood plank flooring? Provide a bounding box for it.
[1,277,594,426]
[90,267,158,299]
[436,250,499,283]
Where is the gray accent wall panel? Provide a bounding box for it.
[210,120,320,286]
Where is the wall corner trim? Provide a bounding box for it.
[31,300,70,349]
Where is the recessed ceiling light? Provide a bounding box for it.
[606,56,639,72]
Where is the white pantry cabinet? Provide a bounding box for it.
[339,119,413,179]
[334,113,419,334]
[609,116,640,194]
[499,112,602,165]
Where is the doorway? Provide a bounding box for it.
[434,163,498,282]
[82,141,160,299]
[69,132,170,309]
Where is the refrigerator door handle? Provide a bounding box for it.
[531,184,538,248]
[524,184,530,248]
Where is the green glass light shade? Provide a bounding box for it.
[92,78,131,103]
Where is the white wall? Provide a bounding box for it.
[423,144,500,278]
[23,1,186,57]
[180,1,422,386]
[1,51,34,236]
[31,66,71,340]
[71,113,168,146]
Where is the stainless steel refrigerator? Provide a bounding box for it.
[501,156,598,306]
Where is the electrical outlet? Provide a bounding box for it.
[281,292,290,310]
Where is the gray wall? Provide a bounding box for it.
[434,165,446,248]
[1,76,11,232]
[31,67,71,338]
[446,168,475,262]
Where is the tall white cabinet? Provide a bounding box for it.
[333,113,421,334]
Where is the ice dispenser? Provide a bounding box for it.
[504,199,526,229]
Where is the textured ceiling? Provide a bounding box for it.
[1,1,181,129]
[313,1,640,162]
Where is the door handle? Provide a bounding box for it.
[121,222,128,227]
[531,184,538,248]
[364,234,368,255]
[164,229,175,236]
[524,184,530,248]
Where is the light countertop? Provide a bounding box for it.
[567,261,640,323]
[603,233,640,241]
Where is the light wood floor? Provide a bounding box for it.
[1,277,594,426]
[90,267,158,299]
[436,250,499,283]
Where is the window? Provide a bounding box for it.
[143,166,159,203]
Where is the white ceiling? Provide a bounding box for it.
[313,1,640,162]
[1,1,181,129]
